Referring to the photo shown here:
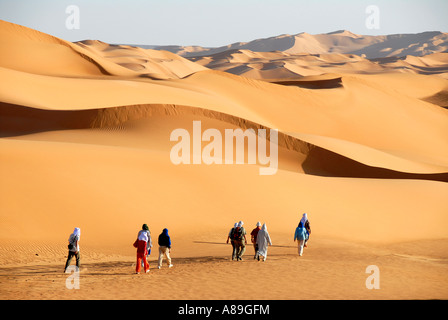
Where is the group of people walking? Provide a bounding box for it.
[226,221,273,262]
[226,213,311,262]
[64,213,311,273]
[63,225,174,274]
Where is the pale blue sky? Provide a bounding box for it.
[0,0,447,46]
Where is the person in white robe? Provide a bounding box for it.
[255,223,272,261]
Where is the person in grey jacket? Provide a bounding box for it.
[64,227,81,272]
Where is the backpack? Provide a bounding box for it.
[232,227,243,241]
[68,234,78,250]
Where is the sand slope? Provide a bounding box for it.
[1,20,448,300]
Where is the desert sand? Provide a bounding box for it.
[1,20,448,300]
[150,29,448,59]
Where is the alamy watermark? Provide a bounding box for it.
[65,266,80,289]
[365,265,380,289]
[365,5,380,30]
[65,5,80,30]
[170,121,278,175]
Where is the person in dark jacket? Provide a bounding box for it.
[250,222,262,259]
[158,228,173,269]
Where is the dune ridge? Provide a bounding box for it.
[3,62,447,169]
[146,30,448,59]
[2,101,447,181]
[187,48,448,79]
[0,20,206,79]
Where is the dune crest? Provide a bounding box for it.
[0,20,207,79]
[146,30,448,59]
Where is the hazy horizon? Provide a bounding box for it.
[1,0,447,47]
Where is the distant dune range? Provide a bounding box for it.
[1,20,448,299]
[133,30,448,80]
[137,30,448,59]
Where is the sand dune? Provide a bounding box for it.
[2,65,447,174]
[146,30,448,80]
[1,20,448,300]
[188,48,448,79]
[148,30,448,59]
[0,20,205,79]
[75,40,207,79]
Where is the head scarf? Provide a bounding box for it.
[257,223,267,240]
[234,222,238,228]
[256,223,272,256]
[300,213,308,227]
[142,224,149,231]
[73,227,81,240]
[138,229,149,241]
[238,221,244,228]
[256,222,261,227]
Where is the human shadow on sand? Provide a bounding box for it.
[193,241,296,249]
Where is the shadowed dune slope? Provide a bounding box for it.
[1,101,447,182]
